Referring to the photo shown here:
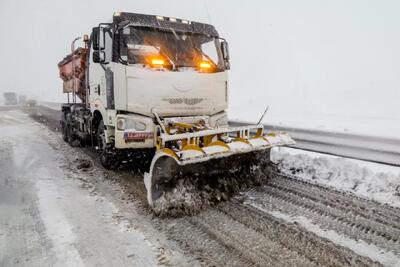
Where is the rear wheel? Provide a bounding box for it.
[61,119,68,142]
[66,115,78,146]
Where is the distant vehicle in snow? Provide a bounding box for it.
[26,99,37,107]
[3,92,18,105]
[18,95,27,105]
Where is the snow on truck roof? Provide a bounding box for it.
[112,12,219,38]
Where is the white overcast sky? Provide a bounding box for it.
[0,0,399,131]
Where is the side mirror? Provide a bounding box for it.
[92,26,107,51]
[221,40,230,69]
[93,51,105,63]
[92,27,99,50]
[221,41,230,61]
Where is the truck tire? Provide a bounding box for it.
[66,116,79,147]
[97,120,117,169]
[61,107,70,142]
[61,121,68,142]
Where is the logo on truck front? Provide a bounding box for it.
[162,98,204,105]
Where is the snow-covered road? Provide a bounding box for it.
[1,108,400,266]
[0,110,190,266]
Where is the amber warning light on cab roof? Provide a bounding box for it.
[150,58,165,67]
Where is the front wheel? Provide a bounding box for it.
[96,120,118,169]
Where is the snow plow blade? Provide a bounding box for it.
[144,125,294,214]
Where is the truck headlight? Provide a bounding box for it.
[118,117,147,131]
[117,119,125,130]
[125,119,146,131]
[136,122,146,131]
[117,118,147,131]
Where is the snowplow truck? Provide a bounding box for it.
[58,12,294,211]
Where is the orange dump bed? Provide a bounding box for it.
[58,47,87,102]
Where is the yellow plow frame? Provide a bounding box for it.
[145,122,295,209]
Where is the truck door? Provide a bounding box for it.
[88,25,113,111]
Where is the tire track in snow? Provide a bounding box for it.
[253,205,399,267]
[36,179,84,267]
[240,174,400,266]
[218,201,377,267]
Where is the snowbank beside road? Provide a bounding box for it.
[39,101,61,111]
[271,147,400,208]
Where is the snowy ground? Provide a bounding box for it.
[2,108,400,267]
[272,147,400,208]
[0,109,191,266]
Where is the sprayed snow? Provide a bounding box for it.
[250,204,400,267]
[272,147,400,208]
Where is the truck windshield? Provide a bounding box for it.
[119,26,224,71]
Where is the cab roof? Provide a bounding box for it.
[112,12,219,38]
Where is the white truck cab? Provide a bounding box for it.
[88,12,230,149]
[61,12,231,166]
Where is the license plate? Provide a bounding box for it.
[124,131,154,142]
